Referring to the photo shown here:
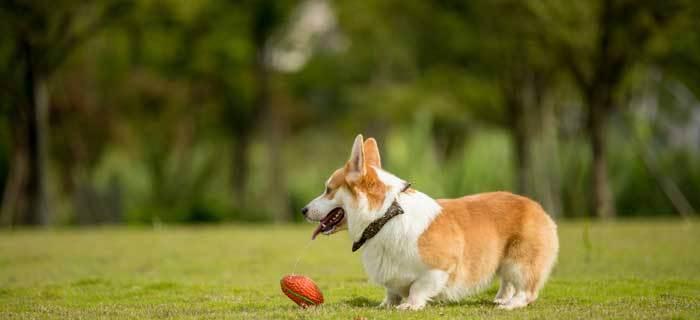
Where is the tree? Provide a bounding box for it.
[202,0,295,221]
[0,1,130,225]
[386,1,564,215]
[530,0,687,218]
[478,1,564,215]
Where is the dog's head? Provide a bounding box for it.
[303,134,409,239]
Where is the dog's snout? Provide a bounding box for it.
[301,206,309,216]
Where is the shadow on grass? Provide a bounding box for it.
[71,277,111,287]
[231,302,292,313]
[438,297,494,308]
[342,296,380,308]
[341,295,496,310]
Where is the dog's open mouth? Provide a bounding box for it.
[311,207,345,240]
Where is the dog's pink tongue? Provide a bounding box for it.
[311,223,325,240]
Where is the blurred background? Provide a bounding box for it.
[0,0,698,227]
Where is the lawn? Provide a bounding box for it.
[1,220,699,319]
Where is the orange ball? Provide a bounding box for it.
[280,275,324,308]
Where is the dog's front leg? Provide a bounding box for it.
[378,289,402,308]
[396,269,448,311]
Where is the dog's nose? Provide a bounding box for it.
[301,207,309,216]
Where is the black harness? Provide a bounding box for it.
[351,182,411,252]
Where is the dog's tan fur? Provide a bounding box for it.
[418,192,558,302]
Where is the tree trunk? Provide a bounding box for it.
[535,97,562,217]
[30,70,51,225]
[507,91,531,197]
[1,40,50,225]
[231,130,251,209]
[587,95,615,219]
[249,0,291,222]
[0,124,28,226]
[264,107,290,223]
[254,46,291,223]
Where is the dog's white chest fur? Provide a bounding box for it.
[358,191,442,293]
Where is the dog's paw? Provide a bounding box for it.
[396,302,425,311]
[496,292,529,310]
[493,297,509,305]
[378,300,395,309]
[496,300,527,310]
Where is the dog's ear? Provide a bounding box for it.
[363,138,381,168]
[346,134,365,183]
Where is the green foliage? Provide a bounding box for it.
[0,220,699,318]
[1,0,700,224]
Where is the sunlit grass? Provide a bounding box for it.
[1,220,699,319]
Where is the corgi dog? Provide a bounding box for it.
[302,135,558,310]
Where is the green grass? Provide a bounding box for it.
[1,220,699,319]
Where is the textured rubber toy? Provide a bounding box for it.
[280,275,324,308]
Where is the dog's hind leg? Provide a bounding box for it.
[396,269,449,311]
[493,278,515,305]
[378,289,402,308]
[498,217,558,310]
[494,261,529,310]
